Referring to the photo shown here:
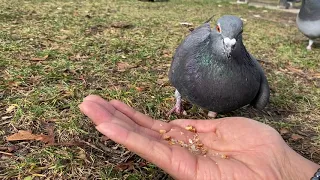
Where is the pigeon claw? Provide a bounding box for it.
[166,106,184,116]
[307,46,312,51]
[207,111,218,118]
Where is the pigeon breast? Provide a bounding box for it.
[296,0,320,39]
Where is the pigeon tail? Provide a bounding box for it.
[249,57,270,110]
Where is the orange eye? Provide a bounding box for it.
[216,25,221,33]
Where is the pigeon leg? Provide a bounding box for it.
[166,89,184,116]
[307,39,314,50]
[207,111,217,118]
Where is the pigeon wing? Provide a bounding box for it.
[249,54,270,109]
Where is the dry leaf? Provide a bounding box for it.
[280,128,289,135]
[110,22,134,29]
[116,62,132,72]
[291,134,303,141]
[7,130,39,141]
[135,87,144,92]
[287,67,304,74]
[69,53,90,61]
[101,136,110,141]
[162,50,172,57]
[157,77,169,85]
[115,161,134,171]
[313,73,320,78]
[6,130,54,144]
[30,55,48,61]
[6,105,16,113]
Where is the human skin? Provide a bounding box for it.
[79,95,320,180]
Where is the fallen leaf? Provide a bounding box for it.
[44,125,55,144]
[280,128,289,135]
[116,62,132,72]
[101,136,110,141]
[162,50,172,57]
[6,130,38,141]
[30,55,49,61]
[287,67,304,74]
[135,87,144,92]
[156,77,169,85]
[179,22,193,27]
[6,105,16,113]
[6,130,54,144]
[138,162,147,167]
[110,22,134,29]
[115,161,134,171]
[7,146,17,153]
[69,53,90,61]
[313,73,320,78]
[291,133,303,141]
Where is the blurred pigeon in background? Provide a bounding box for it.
[296,0,320,50]
[279,0,301,9]
[168,15,270,118]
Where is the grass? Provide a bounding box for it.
[0,0,319,179]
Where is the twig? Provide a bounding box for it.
[0,151,13,156]
[96,142,123,155]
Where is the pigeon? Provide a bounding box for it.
[167,15,270,117]
[279,0,301,9]
[296,0,320,50]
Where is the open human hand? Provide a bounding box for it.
[79,95,319,180]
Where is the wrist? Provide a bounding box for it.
[282,146,320,180]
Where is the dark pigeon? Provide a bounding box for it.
[279,0,301,9]
[167,15,270,117]
[296,0,320,50]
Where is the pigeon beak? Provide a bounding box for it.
[223,37,236,49]
[223,37,236,56]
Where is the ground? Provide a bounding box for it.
[0,0,319,179]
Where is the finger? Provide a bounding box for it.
[79,100,134,130]
[96,122,198,179]
[110,100,173,132]
[79,100,161,139]
[83,95,135,126]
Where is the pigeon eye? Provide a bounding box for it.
[216,25,221,33]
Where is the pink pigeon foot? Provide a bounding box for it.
[166,89,184,116]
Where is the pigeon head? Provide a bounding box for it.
[214,15,244,54]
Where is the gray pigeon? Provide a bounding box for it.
[167,15,270,117]
[279,0,301,9]
[296,0,320,50]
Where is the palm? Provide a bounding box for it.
[80,95,288,180]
